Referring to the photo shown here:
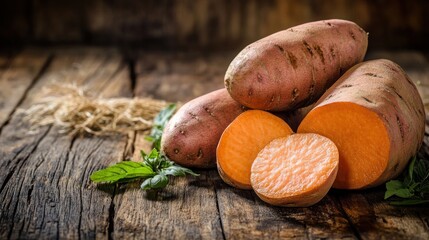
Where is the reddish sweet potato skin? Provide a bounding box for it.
[225,19,368,111]
[161,89,246,168]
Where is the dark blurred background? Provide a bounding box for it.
[0,0,428,51]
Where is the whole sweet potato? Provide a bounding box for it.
[161,89,246,168]
[225,19,368,111]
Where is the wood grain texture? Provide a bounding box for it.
[213,173,357,239]
[0,49,50,129]
[111,52,225,239]
[2,0,429,50]
[135,52,231,102]
[0,48,131,239]
[338,190,429,240]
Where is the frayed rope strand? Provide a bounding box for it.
[19,83,171,135]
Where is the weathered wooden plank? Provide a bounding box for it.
[0,49,50,129]
[338,190,429,240]
[111,52,224,239]
[1,0,422,49]
[0,48,131,239]
[214,172,357,239]
[334,51,429,239]
[1,49,428,239]
[134,51,231,102]
[0,54,12,70]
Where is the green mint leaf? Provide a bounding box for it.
[141,174,169,190]
[90,161,155,183]
[146,103,177,149]
[140,150,147,159]
[392,188,414,198]
[159,157,174,169]
[144,136,155,142]
[385,156,429,205]
[162,165,187,177]
[385,180,407,199]
[148,148,159,159]
[90,104,199,195]
[153,104,176,127]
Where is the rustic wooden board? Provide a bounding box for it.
[110,51,227,239]
[0,48,428,239]
[134,51,232,102]
[0,48,131,239]
[2,0,429,50]
[0,49,50,129]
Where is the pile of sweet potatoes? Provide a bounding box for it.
[161,19,425,207]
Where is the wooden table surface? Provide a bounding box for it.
[0,47,428,239]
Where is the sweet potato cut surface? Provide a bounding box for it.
[217,110,293,189]
[298,59,425,189]
[299,103,390,189]
[251,133,339,207]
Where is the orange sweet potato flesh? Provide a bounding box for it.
[217,110,293,189]
[298,59,425,189]
[251,133,339,207]
[225,19,368,111]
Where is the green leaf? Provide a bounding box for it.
[148,148,159,159]
[146,103,177,149]
[141,174,169,190]
[415,158,429,181]
[385,180,406,199]
[384,156,429,205]
[408,156,416,182]
[162,165,199,177]
[90,104,199,194]
[392,188,414,198]
[90,161,155,183]
[161,165,190,176]
[140,150,147,159]
[153,104,176,127]
[389,199,429,206]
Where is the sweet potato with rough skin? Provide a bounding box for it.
[161,89,246,168]
[298,59,425,189]
[225,19,368,111]
[251,133,339,207]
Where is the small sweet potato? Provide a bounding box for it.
[225,19,368,111]
[161,89,245,168]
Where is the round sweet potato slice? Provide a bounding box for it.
[251,133,339,207]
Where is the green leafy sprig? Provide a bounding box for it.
[90,104,198,191]
[145,103,176,150]
[384,156,429,205]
